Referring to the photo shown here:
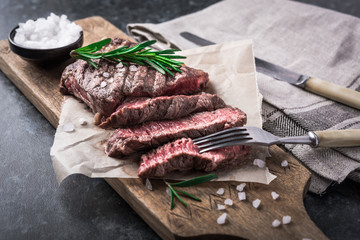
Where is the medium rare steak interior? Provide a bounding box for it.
[98,93,226,128]
[60,38,209,117]
[138,138,251,177]
[106,107,247,157]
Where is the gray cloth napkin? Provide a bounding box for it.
[127,0,360,194]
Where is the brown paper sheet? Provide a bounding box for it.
[50,40,276,184]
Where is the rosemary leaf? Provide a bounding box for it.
[75,38,111,53]
[176,189,202,202]
[169,174,218,187]
[167,184,188,207]
[170,188,174,210]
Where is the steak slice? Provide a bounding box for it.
[98,93,226,128]
[138,138,251,177]
[106,107,247,157]
[60,38,209,117]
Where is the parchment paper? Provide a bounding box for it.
[50,40,276,184]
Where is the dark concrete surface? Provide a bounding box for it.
[0,1,359,239]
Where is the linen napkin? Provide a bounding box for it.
[127,0,360,193]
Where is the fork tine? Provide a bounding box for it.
[196,135,252,149]
[199,140,252,154]
[193,127,247,144]
[193,129,249,145]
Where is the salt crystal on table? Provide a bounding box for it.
[217,204,226,210]
[236,183,246,191]
[253,159,266,168]
[63,123,74,132]
[129,65,138,71]
[145,178,152,191]
[271,191,279,200]
[238,192,246,201]
[282,215,291,224]
[224,198,233,206]
[217,213,227,225]
[216,188,225,195]
[252,199,261,209]
[102,72,110,78]
[272,219,281,227]
[100,81,107,88]
[79,118,87,126]
[281,160,289,167]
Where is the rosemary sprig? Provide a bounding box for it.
[165,174,218,209]
[70,39,186,76]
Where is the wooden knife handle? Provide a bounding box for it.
[314,129,360,147]
[305,77,360,110]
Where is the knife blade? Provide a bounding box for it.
[180,31,360,110]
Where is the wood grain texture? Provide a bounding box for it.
[0,16,327,240]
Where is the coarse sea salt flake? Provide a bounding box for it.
[116,62,123,68]
[271,191,279,200]
[100,81,107,88]
[166,187,171,196]
[79,118,87,126]
[281,160,289,167]
[102,72,110,78]
[282,215,291,224]
[145,178,152,191]
[129,65,138,71]
[217,204,226,210]
[236,183,246,192]
[252,199,261,209]
[253,159,266,168]
[216,188,225,195]
[63,123,74,132]
[224,198,233,206]
[272,219,281,227]
[217,213,227,225]
[238,192,246,201]
[107,77,114,83]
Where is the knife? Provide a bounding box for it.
[180,32,360,110]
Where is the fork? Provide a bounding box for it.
[193,126,360,153]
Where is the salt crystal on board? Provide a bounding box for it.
[272,219,281,227]
[271,191,279,200]
[145,178,152,191]
[252,199,261,209]
[224,198,233,206]
[216,188,225,195]
[236,183,246,192]
[217,213,227,225]
[166,187,171,196]
[238,192,246,201]
[63,123,75,132]
[281,160,289,167]
[217,204,226,210]
[282,215,291,224]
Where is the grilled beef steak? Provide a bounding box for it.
[106,107,247,157]
[60,38,209,117]
[138,138,251,177]
[98,93,226,128]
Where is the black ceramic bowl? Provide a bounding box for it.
[8,25,83,65]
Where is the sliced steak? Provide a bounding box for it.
[138,138,251,177]
[106,107,247,157]
[60,38,209,117]
[98,93,226,128]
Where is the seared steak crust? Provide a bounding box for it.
[60,38,209,117]
[138,138,251,177]
[106,107,247,157]
[98,93,226,128]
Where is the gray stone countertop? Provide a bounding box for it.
[0,0,359,239]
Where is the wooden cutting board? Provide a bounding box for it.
[0,16,327,240]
